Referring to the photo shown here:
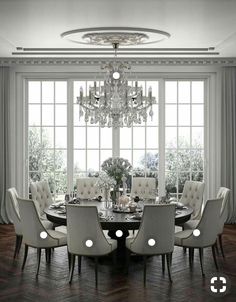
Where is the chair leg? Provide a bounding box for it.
[214,240,220,256]
[166,253,173,283]
[189,248,194,270]
[14,235,22,258]
[95,257,98,288]
[67,250,71,270]
[218,234,225,258]
[45,248,51,264]
[21,244,28,271]
[69,254,75,284]
[212,244,219,271]
[143,255,147,287]
[199,248,205,277]
[78,256,82,275]
[36,248,42,276]
[161,254,165,274]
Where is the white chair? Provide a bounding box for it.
[184,187,230,258]
[76,177,102,199]
[175,198,223,276]
[7,187,54,258]
[30,180,53,219]
[179,181,205,220]
[66,205,117,286]
[17,197,67,276]
[126,204,175,284]
[131,177,156,200]
[7,188,22,258]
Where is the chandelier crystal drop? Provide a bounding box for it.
[77,43,156,128]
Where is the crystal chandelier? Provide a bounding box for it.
[77,43,156,128]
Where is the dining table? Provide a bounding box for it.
[44,200,193,258]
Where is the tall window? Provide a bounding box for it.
[165,80,204,198]
[27,77,205,200]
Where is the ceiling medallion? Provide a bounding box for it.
[61,27,170,127]
[61,27,171,45]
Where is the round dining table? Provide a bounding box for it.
[44,200,193,257]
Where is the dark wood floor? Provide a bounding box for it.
[0,224,235,302]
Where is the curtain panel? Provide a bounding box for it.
[0,67,11,223]
[221,67,236,223]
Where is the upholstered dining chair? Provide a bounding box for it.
[17,197,67,276]
[66,205,117,286]
[126,204,175,285]
[131,177,156,200]
[184,187,230,258]
[8,187,54,258]
[76,177,102,199]
[179,181,205,220]
[174,198,223,276]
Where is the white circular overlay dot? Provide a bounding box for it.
[85,239,93,248]
[148,238,156,246]
[116,230,123,237]
[40,231,47,239]
[193,229,201,237]
[113,71,120,80]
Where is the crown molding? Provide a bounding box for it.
[1,57,236,66]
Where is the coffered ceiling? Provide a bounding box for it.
[0,0,236,58]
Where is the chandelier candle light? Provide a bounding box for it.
[77,43,156,127]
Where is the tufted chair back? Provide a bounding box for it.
[217,187,231,234]
[7,188,22,235]
[76,178,101,199]
[66,205,113,256]
[30,181,53,216]
[131,177,156,199]
[180,181,205,220]
[129,204,175,255]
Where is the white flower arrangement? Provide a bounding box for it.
[96,171,117,190]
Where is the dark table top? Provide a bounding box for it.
[44,200,193,231]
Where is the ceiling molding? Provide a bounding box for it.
[1,57,236,66]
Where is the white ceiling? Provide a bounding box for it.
[0,0,236,58]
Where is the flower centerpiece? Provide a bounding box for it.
[101,157,132,202]
[95,171,116,204]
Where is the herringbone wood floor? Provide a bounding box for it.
[0,224,235,302]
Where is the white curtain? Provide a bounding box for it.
[0,67,11,223]
[221,67,236,223]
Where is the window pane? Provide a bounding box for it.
[55,105,67,126]
[165,172,177,194]
[29,105,40,126]
[133,150,145,168]
[42,104,54,126]
[191,150,204,171]
[55,127,67,148]
[120,127,131,149]
[87,127,99,148]
[146,104,158,126]
[41,149,54,172]
[55,81,67,103]
[55,150,67,171]
[28,81,40,103]
[133,127,145,148]
[146,127,158,148]
[178,81,190,103]
[166,104,177,126]
[100,150,112,164]
[74,127,86,149]
[101,127,112,148]
[178,172,190,193]
[87,150,99,171]
[178,105,190,126]
[192,127,204,148]
[178,150,191,171]
[74,150,86,171]
[42,81,54,103]
[74,104,86,126]
[192,105,204,126]
[146,151,158,171]
[165,150,177,172]
[178,127,190,148]
[192,81,204,103]
[42,127,54,148]
[165,81,177,103]
[166,127,177,148]
[120,150,132,163]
